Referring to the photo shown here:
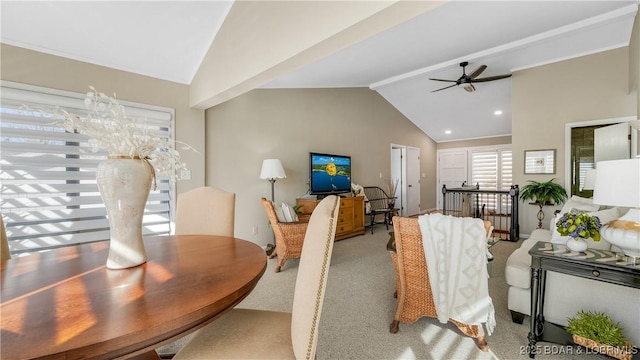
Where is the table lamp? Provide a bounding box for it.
[259,159,286,202]
[593,158,640,263]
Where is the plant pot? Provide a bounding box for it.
[566,238,588,253]
[97,156,153,269]
[572,335,633,360]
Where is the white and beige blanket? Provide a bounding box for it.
[418,213,496,335]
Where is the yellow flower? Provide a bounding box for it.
[326,162,337,176]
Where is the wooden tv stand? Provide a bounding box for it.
[296,196,365,241]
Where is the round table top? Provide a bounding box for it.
[1,235,267,360]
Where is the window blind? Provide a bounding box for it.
[0,81,175,255]
[470,148,512,211]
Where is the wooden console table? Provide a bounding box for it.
[297,196,365,240]
[527,241,640,358]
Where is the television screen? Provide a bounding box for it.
[309,152,351,196]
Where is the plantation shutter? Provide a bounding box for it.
[471,150,498,189]
[500,150,513,190]
[470,148,513,211]
[0,81,175,255]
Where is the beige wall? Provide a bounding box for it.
[512,47,636,235]
[0,44,206,194]
[205,88,436,246]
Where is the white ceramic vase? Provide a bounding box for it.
[566,238,588,253]
[97,156,153,269]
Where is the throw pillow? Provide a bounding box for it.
[550,207,620,250]
[560,196,600,215]
[281,202,299,222]
[272,201,287,223]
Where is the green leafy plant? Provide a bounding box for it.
[293,204,304,215]
[519,178,568,206]
[566,310,627,348]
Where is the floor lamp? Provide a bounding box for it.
[260,159,286,254]
[260,159,287,202]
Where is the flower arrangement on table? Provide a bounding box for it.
[556,210,602,241]
[33,86,195,184]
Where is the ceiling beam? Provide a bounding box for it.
[189,0,447,109]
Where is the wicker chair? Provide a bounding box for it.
[363,186,396,234]
[261,198,308,273]
[388,216,489,351]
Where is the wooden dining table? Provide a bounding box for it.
[1,235,267,360]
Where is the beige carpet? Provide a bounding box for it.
[159,226,611,359]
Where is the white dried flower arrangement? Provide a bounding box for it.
[32,86,195,183]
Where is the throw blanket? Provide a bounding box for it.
[418,213,496,335]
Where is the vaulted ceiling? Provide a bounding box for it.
[2,1,638,142]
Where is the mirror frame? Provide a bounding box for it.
[564,116,636,195]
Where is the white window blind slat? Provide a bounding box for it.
[470,148,513,211]
[2,204,170,224]
[1,81,176,253]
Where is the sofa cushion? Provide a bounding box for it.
[505,230,552,289]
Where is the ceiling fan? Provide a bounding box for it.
[430,61,512,93]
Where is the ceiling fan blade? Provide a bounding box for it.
[468,65,487,79]
[471,74,512,83]
[464,84,475,92]
[429,78,457,83]
[431,84,458,92]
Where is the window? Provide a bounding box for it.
[470,147,513,212]
[1,81,175,255]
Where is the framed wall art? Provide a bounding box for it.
[525,149,555,174]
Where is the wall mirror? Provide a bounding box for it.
[565,116,637,196]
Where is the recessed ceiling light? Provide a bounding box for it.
[494,110,503,115]
[445,130,452,134]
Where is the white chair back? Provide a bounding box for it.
[290,195,340,359]
[175,187,235,236]
[1,214,10,261]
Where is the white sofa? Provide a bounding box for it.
[505,197,640,346]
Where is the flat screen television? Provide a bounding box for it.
[309,152,351,197]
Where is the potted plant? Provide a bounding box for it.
[566,310,632,360]
[385,178,399,209]
[519,178,568,229]
[556,210,602,252]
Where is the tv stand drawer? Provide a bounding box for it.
[296,196,365,241]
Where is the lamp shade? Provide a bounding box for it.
[593,158,640,208]
[259,159,287,180]
[582,168,596,191]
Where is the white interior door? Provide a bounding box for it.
[405,147,420,216]
[437,150,468,209]
[595,123,630,162]
[390,147,403,214]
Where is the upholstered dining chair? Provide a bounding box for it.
[173,195,340,360]
[261,197,308,272]
[175,187,235,237]
[388,216,489,351]
[1,214,10,261]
